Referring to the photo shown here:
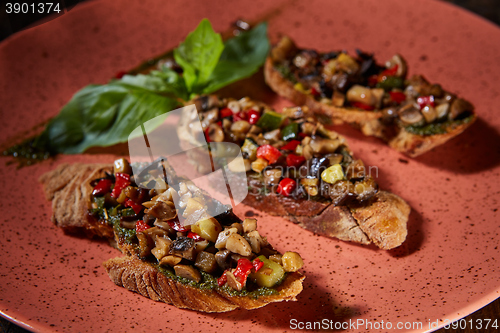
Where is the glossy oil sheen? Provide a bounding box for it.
[0,0,499,332]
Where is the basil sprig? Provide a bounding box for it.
[36,19,269,154]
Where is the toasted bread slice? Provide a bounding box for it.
[264,36,476,157]
[104,256,304,313]
[179,95,410,250]
[39,163,114,238]
[40,161,306,312]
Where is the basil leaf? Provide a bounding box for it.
[37,83,180,154]
[120,67,189,101]
[174,18,224,91]
[201,22,270,94]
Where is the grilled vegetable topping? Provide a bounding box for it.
[89,158,303,293]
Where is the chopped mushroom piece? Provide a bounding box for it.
[215,228,238,249]
[225,233,252,256]
[159,255,182,267]
[269,254,283,265]
[242,218,257,233]
[399,105,424,125]
[174,265,201,283]
[246,230,264,253]
[207,123,224,142]
[309,138,342,154]
[137,232,155,258]
[385,54,407,77]
[169,237,196,261]
[145,201,177,220]
[225,271,243,291]
[421,105,437,123]
[151,237,172,261]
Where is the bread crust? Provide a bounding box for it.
[39,163,114,238]
[244,188,409,250]
[41,163,305,312]
[103,256,304,313]
[179,95,410,250]
[264,55,476,157]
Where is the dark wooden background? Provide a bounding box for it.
[0,0,499,332]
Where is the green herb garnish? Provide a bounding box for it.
[9,19,269,157]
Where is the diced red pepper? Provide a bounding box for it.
[168,220,189,232]
[232,111,246,122]
[311,87,321,97]
[298,132,307,138]
[219,108,233,119]
[252,258,264,272]
[92,179,112,196]
[110,173,130,198]
[379,64,398,80]
[136,220,151,233]
[280,140,301,151]
[204,128,211,143]
[124,199,143,215]
[277,178,296,197]
[417,95,435,109]
[368,75,379,86]
[187,231,203,242]
[217,272,227,287]
[286,154,306,168]
[389,91,407,104]
[247,109,260,125]
[115,71,127,79]
[233,258,253,285]
[256,144,282,164]
[351,102,375,111]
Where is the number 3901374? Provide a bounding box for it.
[6,3,61,14]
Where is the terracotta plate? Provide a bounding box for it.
[1,0,499,332]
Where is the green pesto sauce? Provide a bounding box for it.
[274,64,297,84]
[404,114,475,136]
[92,202,281,298]
[2,136,52,167]
[91,206,137,245]
[154,262,280,298]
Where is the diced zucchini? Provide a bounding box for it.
[376,76,404,91]
[281,122,299,141]
[321,164,345,184]
[241,138,259,161]
[93,196,105,209]
[256,111,285,131]
[249,255,285,288]
[121,208,136,217]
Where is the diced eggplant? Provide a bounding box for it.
[449,98,473,120]
[215,249,231,270]
[194,251,218,273]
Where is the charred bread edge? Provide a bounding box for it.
[264,55,477,157]
[104,256,304,313]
